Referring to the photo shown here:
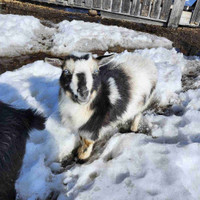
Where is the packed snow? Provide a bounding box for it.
[0,15,54,57]
[51,20,172,55]
[0,14,200,200]
[0,14,172,57]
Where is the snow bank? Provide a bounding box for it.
[0,14,54,57]
[52,20,172,55]
[1,48,200,200]
[0,14,172,57]
[136,48,186,105]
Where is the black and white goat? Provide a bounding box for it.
[0,101,46,200]
[47,52,157,161]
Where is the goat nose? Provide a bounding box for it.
[82,90,89,97]
[77,87,89,97]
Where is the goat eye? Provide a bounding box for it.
[64,69,71,75]
[93,69,99,75]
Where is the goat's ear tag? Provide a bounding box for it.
[45,58,64,67]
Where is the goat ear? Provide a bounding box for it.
[45,57,64,68]
[95,54,114,61]
[94,54,115,67]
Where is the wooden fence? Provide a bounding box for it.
[29,0,200,27]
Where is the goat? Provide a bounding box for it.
[48,52,157,161]
[0,101,46,200]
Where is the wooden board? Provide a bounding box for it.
[102,0,111,10]
[74,0,82,6]
[130,0,138,15]
[150,0,162,19]
[133,0,141,16]
[111,0,121,13]
[85,0,92,8]
[101,11,166,26]
[160,0,172,20]
[141,0,151,17]
[93,0,101,8]
[121,0,130,13]
[191,0,200,24]
[68,0,74,5]
[168,0,185,27]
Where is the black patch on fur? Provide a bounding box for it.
[96,54,114,60]
[142,94,147,106]
[63,54,89,65]
[0,101,46,200]
[79,62,130,140]
[149,83,156,97]
[77,73,87,93]
[59,71,78,102]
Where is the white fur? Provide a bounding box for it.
[59,89,94,131]
[112,53,157,122]
[64,56,98,95]
[70,74,78,96]
[108,77,121,105]
[79,131,94,139]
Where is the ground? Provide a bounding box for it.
[0,13,200,200]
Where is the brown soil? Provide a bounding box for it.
[0,46,133,74]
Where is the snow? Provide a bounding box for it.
[0,14,200,200]
[0,14,172,57]
[51,20,172,55]
[0,15,54,57]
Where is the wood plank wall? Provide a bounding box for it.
[30,0,199,27]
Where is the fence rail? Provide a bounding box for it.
[29,0,200,27]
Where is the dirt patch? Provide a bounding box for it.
[182,60,200,91]
[0,46,134,74]
[0,53,55,74]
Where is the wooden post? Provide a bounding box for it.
[150,0,162,19]
[190,0,200,24]
[74,0,82,6]
[160,0,172,20]
[141,0,151,17]
[168,0,185,27]
[111,0,122,13]
[133,0,141,16]
[85,0,92,8]
[102,0,111,10]
[93,0,101,8]
[0,1,2,14]
[68,0,74,5]
[121,0,131,13]
[130,0,138,15]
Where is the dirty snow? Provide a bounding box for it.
[51,20,172,55]
[0,14,54,57]
[0,14,172,57]
[0,14,200,200]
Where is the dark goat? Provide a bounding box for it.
[0,101,46,200]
